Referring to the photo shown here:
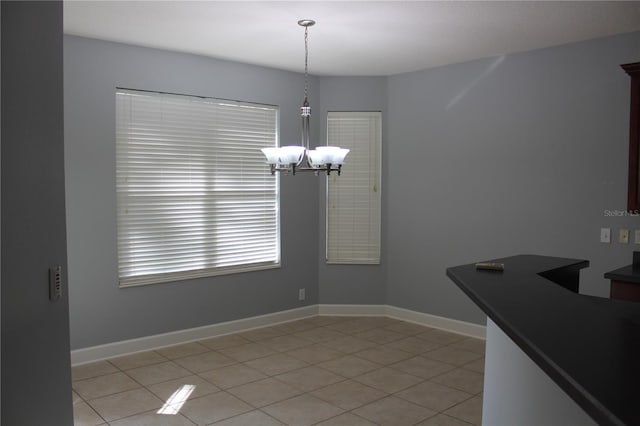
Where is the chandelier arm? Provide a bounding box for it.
[301,110,310,151]
[269,164,342,176]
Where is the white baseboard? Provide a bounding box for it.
[317,304,386,316]
[71,303,486,366]
[70,305,318,366]
[384,305,486,339]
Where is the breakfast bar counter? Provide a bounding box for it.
[447,254,640,426]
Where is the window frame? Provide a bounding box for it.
[115,88,280,287]
[325,111,382,265]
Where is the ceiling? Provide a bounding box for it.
[64,1,640,77]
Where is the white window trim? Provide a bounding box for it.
[116,88,280,287]
[326,111,382,265]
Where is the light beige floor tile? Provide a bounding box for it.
[461,357,485,374]
[218,342,277,362]
[109,351,168,370]
[244,353,309,376]
[199,364,267,389]
[270,319,318,333]
[180,392,253,425]
[384,336,443,355]
[443,396,483,425]
[262,394,344,426]
[417,329,465,345]
[173,351,236,373]
[350,316,398,329]
[72,390,83,405]
[286,344,343,364]
[353,366,423,393]
[88,388,164,422]
[354,328,405,344]
[269,322,306,334]
[449,338,486,354]
[325,319,379,334]
[315,412,379,426]
[227,377,302,408]
[311,379,387,410]
[353,395,436,426]
[320,336,377,354]
[430,368,484,394]
[156,342,211,360]
[126,361,192,386]
[210,409,285,426]
[317,355,381,378]
[75,316,485,426]
[423,346,483,366]
[354,346,413,365]
[396,381,473,411]
[238,326,286,342]
[72,361,119,381]
[391,356,456,379]
[108,410,196,426]
[384,321,435,336]
[293,327,346,343]
[73,400,105,426]
[260,334,313,352]
[275,366,345,392]
[146,374,220,401]
[73,372,140,400]
[199,334,251,351]
[312,316,353,326]
[416,413,475,426]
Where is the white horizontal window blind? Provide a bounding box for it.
[326,111,382,264]
[116,88,279,287]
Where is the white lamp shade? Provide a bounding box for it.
[316,146,350,165]
[307,149,323,168]
[279,145,306,165]
[261,147,280,164]
[332,148,350,165]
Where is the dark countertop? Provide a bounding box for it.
[605,264,640,284]
[446,254,640,426]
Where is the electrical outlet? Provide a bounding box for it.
[619,229,630,244]
[600,228,611,243]
[298,288,305,301]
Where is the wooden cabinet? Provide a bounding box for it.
[622,62,640,212]
[604,251,640,302]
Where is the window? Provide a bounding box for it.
[326,111,382,264]
[116,88,279,287]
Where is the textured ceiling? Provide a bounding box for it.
[64,1,640,76]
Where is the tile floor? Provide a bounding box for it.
[73,316,485,426]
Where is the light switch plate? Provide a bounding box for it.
[49,265,62,301]
[635,230,640,244]
[600,228,611,243]
[619,229,630,244]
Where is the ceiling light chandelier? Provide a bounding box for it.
[261,19,349,175]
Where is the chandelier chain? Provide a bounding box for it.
[304,24,309,101]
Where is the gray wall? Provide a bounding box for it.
[65,30,640,348]
[64,36,320,349]
[317,77,388,304]
[386,32,640,324]
[2,2,72,424]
